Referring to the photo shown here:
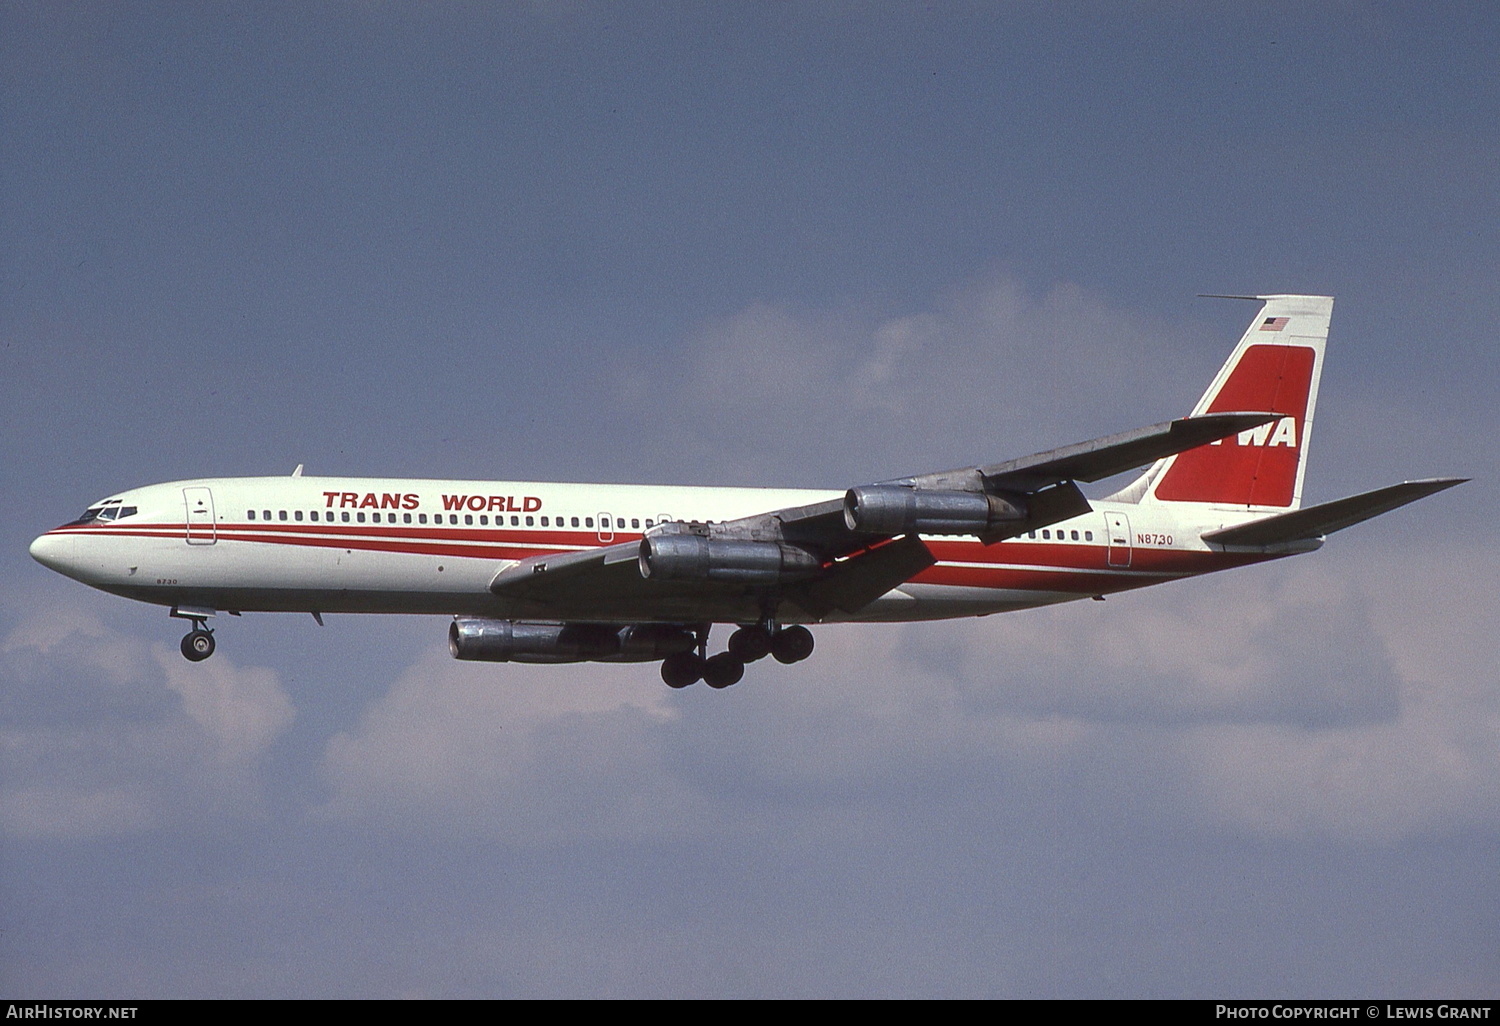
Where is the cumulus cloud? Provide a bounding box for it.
[316,648,697,842]
[611,273,1210,486]
[311,537,1499,848]
[0,601,296,838]
[156,645,294,765]
[1177,543,1500,841]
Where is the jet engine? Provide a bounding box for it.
[449,618,696,664]
[843,485,1026,536]
[637,534,821,584]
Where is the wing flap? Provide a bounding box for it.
[1202,478,1467,547]
[793,534,937,617]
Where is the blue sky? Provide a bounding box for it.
[3,2,1496,997]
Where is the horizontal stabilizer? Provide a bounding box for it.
[1201,478,1467,547]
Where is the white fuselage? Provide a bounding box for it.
[30,474,1288,626]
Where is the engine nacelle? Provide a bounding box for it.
[449,619,695,664]
[638,534,820,584]
[843,485,1026,536]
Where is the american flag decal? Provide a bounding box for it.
[1260,316,1289,331]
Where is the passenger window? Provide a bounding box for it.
[645,519,654,528]
[356,512,365,523]
[1042,530,1050,539]
[632,518,640,529]
[1085,531,1093,541]
[404,513,412,524]
[263,510,272,521]
[342,512,350,522]
[418,514,427,524]
[540,516,548,526]
[525,516,534,526]
[586,517,594,528]
[248,510,256,520]
[294,510,303,522]
[480,515,489,525]
[1027,531,1035,538]
[1071,530,1079,540]
[449,514,458,525]
[572,517,580,528]
[511,515,519,526]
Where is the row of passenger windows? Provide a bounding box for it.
[246,510,660,530]
[242,508,1093,541]
[1028,528,1093,541]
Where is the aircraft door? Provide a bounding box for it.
[1105,512,1131,568]
[184,487,217,545]
[597,513,614,544]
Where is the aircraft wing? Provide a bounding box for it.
[491,412,1276,619]
[899,412,1283,492]
[1201,478,1468,547]
[488,539,643,596]
[488,531,938,621]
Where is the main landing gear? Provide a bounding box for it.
[659,623,815,689]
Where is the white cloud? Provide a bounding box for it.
[156,644,294,765]
[311,538,1500,847]
[1176,543,1500,840]
[0,601,296,838]
[612,273,1207,486]
[316,648,695,841]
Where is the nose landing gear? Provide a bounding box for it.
[170,606,218,662]
[180,627,215,662]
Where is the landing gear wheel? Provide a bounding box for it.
[661,651,705,689]
[728,625,773,662]
[181,629,215,662]
[702,653,745,689]
[770,625,814,664]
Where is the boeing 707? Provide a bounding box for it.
[29,295,1465,688]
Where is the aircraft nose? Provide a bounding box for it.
[29,531,75,574]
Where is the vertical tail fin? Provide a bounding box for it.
[1120,295,1332,511]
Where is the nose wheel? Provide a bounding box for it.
[170,606,219,662]
[180,626,216,662]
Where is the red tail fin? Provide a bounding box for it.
[1146,296,1331,510]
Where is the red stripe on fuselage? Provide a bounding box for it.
[48,522,1272,594]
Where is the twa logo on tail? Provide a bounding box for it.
[1210,417,1298,448]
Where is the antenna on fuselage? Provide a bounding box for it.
[292,464,304,477]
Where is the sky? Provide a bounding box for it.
[2,1,1497,998]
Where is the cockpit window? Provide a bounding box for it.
[65,501,136,526]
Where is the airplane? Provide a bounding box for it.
[29,295,1465,689]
